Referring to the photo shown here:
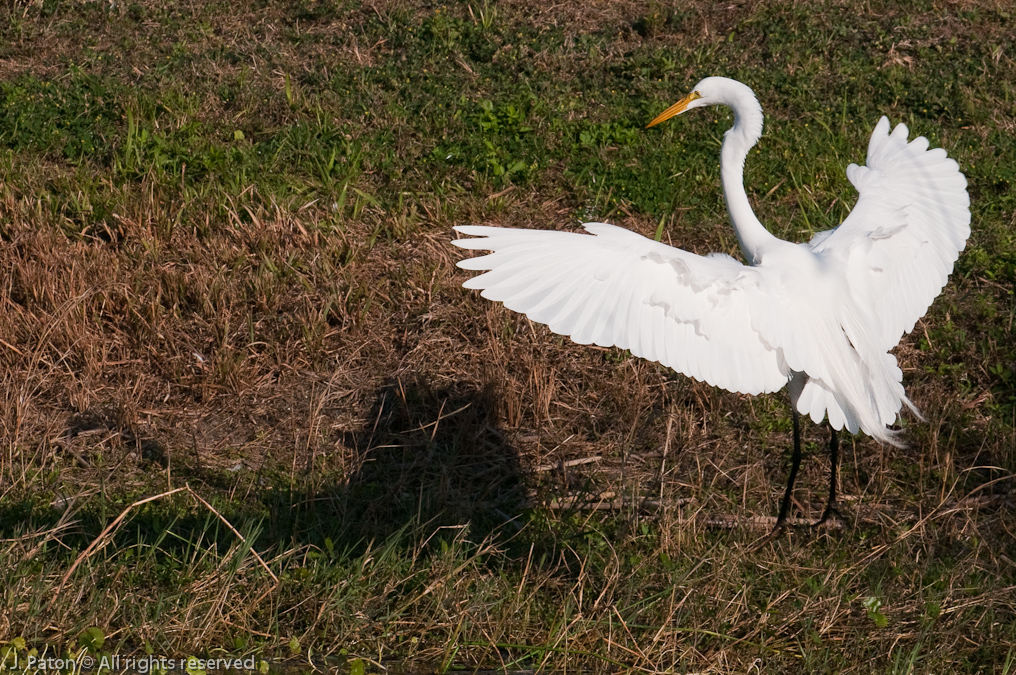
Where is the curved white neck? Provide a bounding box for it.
[718,93,777,265]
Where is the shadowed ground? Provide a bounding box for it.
[0,0,1014,671]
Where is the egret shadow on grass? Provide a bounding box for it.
[0,378,529,608]
[296,377,528,555]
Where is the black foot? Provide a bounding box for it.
[768,521,789,539]
[756,521,789,546]
[814,502,844,529]
[769,507,804,537]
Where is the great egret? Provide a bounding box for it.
[451,77,970,529]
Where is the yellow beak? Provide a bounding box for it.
[646,91,702,128]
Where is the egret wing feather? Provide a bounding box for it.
[810,116,971,352]
[452,223,789,396]
[451,91,968,455]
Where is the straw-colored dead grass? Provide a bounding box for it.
[1,0,1014,671]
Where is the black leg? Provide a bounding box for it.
[816,423,841,526]
[775,409,803,530]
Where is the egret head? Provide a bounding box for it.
[646,77,759,128]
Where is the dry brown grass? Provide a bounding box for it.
[2,176,1011,670]
[0,0,1014,672]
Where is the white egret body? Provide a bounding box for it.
[452,77,970,527]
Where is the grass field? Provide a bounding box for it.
[1,0,1015,672]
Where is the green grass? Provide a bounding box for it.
[1,0,1015,672]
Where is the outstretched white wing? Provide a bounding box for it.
[810,116,971,352]
[452,223,789,396]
